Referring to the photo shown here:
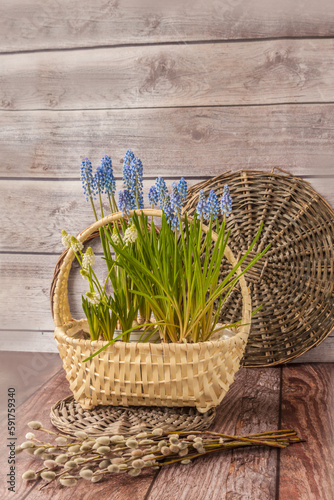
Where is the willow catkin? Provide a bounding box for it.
[96,436,110,446]
[22,471,37,481]
[60,477,77,487]
[21,441,35,449]
[27,421,42,430]
[79,469,93,480]
[41,471,56,481]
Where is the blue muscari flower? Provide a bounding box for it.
[118,189,131,216]
[94,165,105,194]
[148,185,159,206]
[206,190,220,220]
[171,182,181,214]
[124,149,135,167]
[129,157,144,209]
[94,155,116,196]
[170,182,182,230]
[162,194,174,225]
[155,177,168,208]
[122,149,134,195]
[80,158,96,201]
[196,189,207,219]
[102,155,116,196]
[178,177,187,203]
[170,213,180,231]
[221,184,232,217]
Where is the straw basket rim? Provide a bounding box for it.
[55,322,243,350]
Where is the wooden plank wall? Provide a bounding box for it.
[0,0,333,360]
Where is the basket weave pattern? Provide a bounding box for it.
[50,396,216,437]
[52,209,251,412]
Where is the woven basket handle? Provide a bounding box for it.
[52,209,250,330]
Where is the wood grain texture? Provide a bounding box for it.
[279,364,334,500]
[2,39,334,110]
[1,0,334,52]
[148,368,280,500]
[1,106,334,178]
[1,177,332,254]
[0,179,198,253]
[0,369,155,499]
[0,331,59,353]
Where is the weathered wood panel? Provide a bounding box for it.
[0,254,58,330]
[0,331,58,353]
[1,106,334,178]
[1,177,332,254]
[2,39,334,110]
[279,364,334,500]
[148,368,280,500]
[0,179,198,253]
[1,0,334,53]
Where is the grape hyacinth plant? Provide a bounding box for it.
[61,149,269,353]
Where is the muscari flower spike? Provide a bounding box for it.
[155,177,168,208]
[129,157,144,209]
[170,182,181,230]
[118,189,131,216]
[206,190,220,220]
[148,185,159,206]
[162,194,174,226]
[124,149,135,167]
[80,158,96,201]
[70,236,83,253]
[94,164,106,194]
[111,229,122,246]
[95,155,115,196]
[221,184,232,217]
[82,247,96,270]
[171,182,181,213]
[124,224,138,245]
[196,189,207,219]
[178,177,187,203]
[86,292,100,306]
[61,230,71,248]
[122,149,135,191]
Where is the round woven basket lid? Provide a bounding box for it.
[184,169,334,367]
[50,396,216,437]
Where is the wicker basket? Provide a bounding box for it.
[52,209,252,412]
[184,168,334,366]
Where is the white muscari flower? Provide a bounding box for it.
[61,230,71,248]
[82,247,96,270]
[80,269,89,280]
[124,224,138,245]
[111,231,122,246]
[70,236,83,253]
[86,292,100,305]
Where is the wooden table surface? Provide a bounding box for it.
[0,353,333,500]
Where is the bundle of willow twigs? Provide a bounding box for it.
[18,421,302,490]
